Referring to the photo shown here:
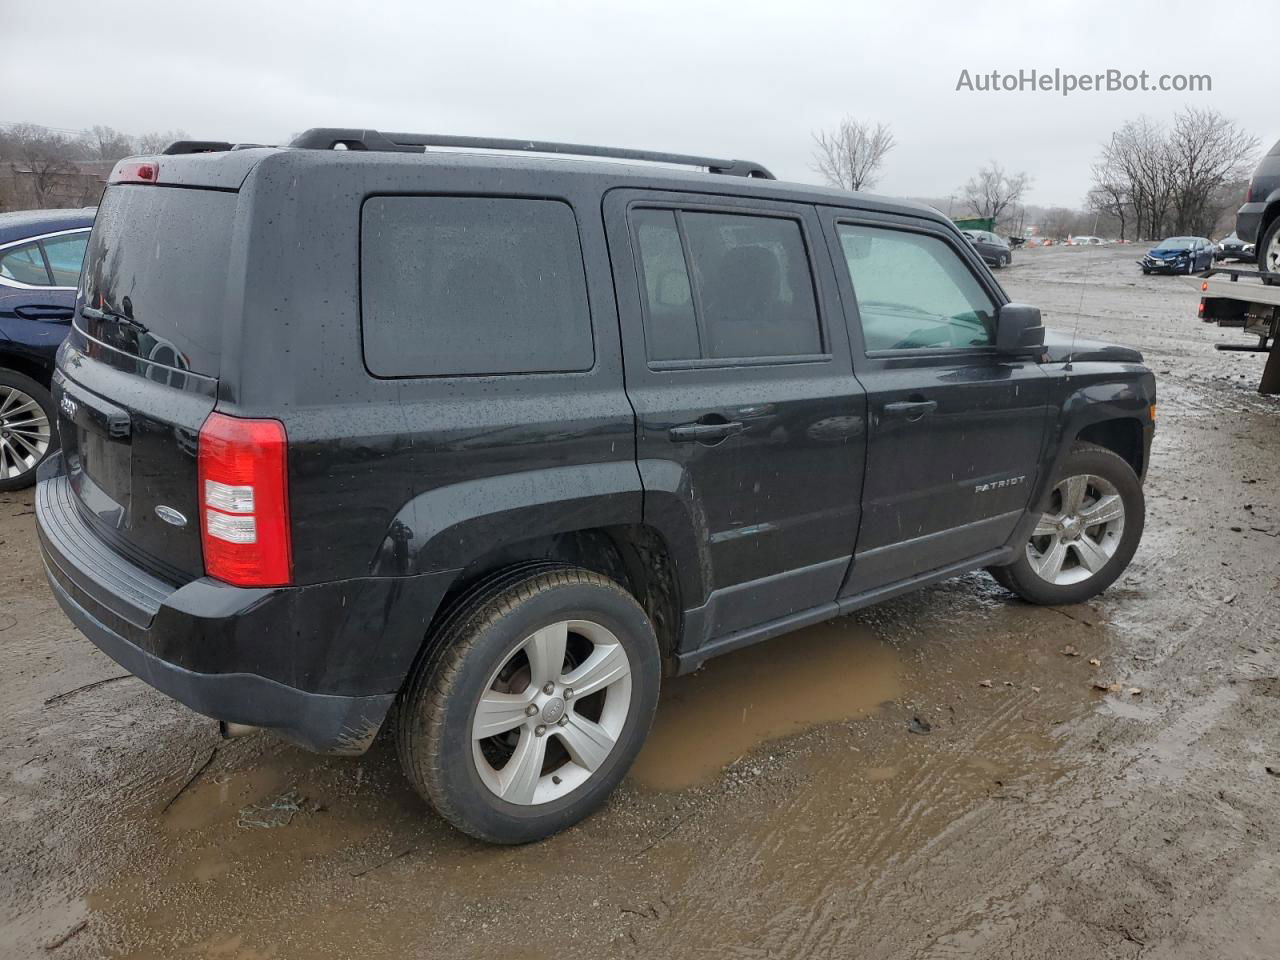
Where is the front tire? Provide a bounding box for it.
[0,370,58,492]
[396,565,661,844]
[991,444,1144,606]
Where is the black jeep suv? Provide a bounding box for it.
[36,130,1155,843]
[1237,136,1280,282]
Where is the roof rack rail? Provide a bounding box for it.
[289,128,775,179]
[162,140,235,155]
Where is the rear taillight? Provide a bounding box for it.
[197,413,291,587]
[1246,180,1257,203]
[111,160,159,184]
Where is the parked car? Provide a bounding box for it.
[1069,235,1105,246]
[961,229,1012,267]
[1215,232,1256,263]
[36,131,1154,844]
[1236,137,1280,283]
[1139,236,1214,275]
[0,208,94,490]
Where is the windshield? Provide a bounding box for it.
[78,185,237,378]
[1158,237,1195,247]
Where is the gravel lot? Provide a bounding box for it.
[2,243,1278,959]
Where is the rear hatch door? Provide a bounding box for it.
[54,180,239,582]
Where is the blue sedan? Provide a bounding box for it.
[0,207,95,489]
[1139,236,1214,275]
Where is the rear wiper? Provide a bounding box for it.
[80,305,149,335]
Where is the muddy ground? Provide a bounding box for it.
[2,244,1279,959]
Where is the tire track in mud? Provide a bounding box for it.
[624,682,1075,960]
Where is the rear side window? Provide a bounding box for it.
[0,241,50,285]
[43,232,89,286]
[81,186,237,377]
[361,197,594,377]
[632,208,822,362]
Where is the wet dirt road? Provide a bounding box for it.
[2,245,1279,959]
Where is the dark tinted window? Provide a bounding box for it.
[0,241,50,285]
[361,197,593,377]
[81,186,237,377]
[42,232,89,286]
[837,223,996,351]
[633,209,822,362]
[632,209,698,361]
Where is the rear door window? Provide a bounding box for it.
[632,208,823,362]
[0,241,51,285]
[360,196,594,377]
[41,232,89,286]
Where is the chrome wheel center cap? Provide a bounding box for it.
[540,696,566,725]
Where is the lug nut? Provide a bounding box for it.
[557,716,569,726]
[535,725,546,736]
[564,688,574,700]
[525,704,538,717]
[542,682,555,695]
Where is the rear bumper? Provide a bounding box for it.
[42,566,392,753]
[1236,203,1265,245]
[35,454,452,755]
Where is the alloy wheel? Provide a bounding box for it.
[0,385,52,481]
[472,619,632,805]
[1027,474,1126,586]
[1265,229,1280,275]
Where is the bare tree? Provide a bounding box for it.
[961,162,1031,227]
[811,118,896,192]
[1087,158,1130,240]
[1167,107,1257,236]
[0,123,84,208]
[1095,109,1256,240]
[87,125,136,162]
[135,129,189,154]
[1039,207,1078,241]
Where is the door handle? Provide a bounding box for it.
[15,305,74,321]
[669,420,744,444]
[882,399,938,422]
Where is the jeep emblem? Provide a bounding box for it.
[155,505,188,528]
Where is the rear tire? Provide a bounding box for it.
[990,444,1144,606]
[396,565,661,844]
[0,370,58,492]
[1259,217,1280,285]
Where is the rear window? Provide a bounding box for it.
[360,196,594,377]
[80,186,236,377]
[1269,139,1280,157]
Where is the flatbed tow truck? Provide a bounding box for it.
[1190,266,1280,395]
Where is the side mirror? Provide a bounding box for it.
[996,302,1045,354]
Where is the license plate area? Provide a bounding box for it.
[58,382,132,529]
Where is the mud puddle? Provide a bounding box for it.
[629,618,901,790]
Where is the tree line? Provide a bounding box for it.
[811,106,1258,241]
[1089,108,1256,241]
[0,123,187,209]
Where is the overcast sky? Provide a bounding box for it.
[6,1,1272,208]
